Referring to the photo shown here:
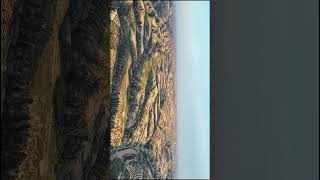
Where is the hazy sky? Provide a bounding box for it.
[176,1,210,179]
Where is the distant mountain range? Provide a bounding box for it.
[111,1,176,178]
[110,1,176,179]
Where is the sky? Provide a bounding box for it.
[176,1,210,179]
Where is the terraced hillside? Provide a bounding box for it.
[109,1,176,179]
